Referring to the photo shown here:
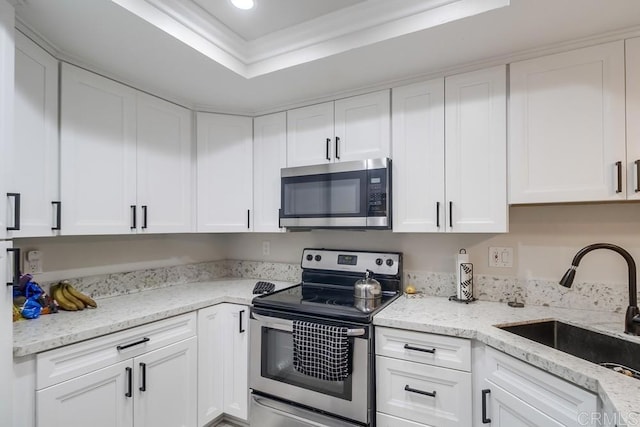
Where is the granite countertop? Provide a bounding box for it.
[374,295,640,425]
[13,278,294,357]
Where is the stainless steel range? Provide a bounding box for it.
[250,248,402,427]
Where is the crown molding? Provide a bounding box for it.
[112,0,510,78]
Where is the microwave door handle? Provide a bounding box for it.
[251,313,364,336]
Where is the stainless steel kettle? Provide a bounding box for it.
[354,269,382,313]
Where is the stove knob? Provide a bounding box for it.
[306,254,313,261]
[375,258,383,266]
[386,259,394,267]
[315,255,322,262]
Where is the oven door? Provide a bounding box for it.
[249,310,371,425]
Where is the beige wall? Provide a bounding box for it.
[226,203,640,285]
[16,202,640,286]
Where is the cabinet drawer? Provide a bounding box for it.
[377,412,429,426]
[376,355,472,427]
[375,327,471,371]
[37,312,196,389]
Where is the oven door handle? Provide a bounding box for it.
[251,313,366,337]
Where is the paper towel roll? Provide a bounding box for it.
[456,249,473,301]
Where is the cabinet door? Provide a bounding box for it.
[286,101,334,167]
[60,63,137,235]
[509,41,626,203]
[253,112,286,232]
[626,37,640,200]
[445,65,507,232]
[334,90,390,162]
[134,337,197,427]
[0,242,13,425]
[483,381,562,427]
[196,113,253,232]
[392,80,445,232]
[197,305,225,426]
[0,3,13,240]
[36,360,133,427]
[223,304,249,420]
[136,93,193,233]
[11,32,59,237]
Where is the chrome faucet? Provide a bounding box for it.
[559,243,640,336]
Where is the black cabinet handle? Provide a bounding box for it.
[247,209,250,229]
[335,137,340,159]
[125,367,132,397]
[326,138,331,160]
[51,201,61,231]
[239,309,245,333]
[117,337,150,351]
[449,201,453,228]
[6,248,20,287]
[404,385,436,398]
[616,161,622,193]
[130,205,137,229]
[436,202,440,228]
[635,160,640,193]
[141,206,148,229]
[481,389,491,423]
[404,343,436,354]
[139,362,147,392]
[7,193,20,231]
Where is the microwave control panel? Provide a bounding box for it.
[367,168,388,216]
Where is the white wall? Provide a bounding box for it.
[226,203,640,286]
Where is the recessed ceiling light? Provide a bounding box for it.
[231,0,254,10]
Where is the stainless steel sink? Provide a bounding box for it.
[497,320,640,379]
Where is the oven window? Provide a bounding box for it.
[261,327,353,400]
[282,170,365,217]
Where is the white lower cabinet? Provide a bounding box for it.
[198,303,249,425]
[476,347,597,427]
[375,327,472,427]
[34,313,197,427]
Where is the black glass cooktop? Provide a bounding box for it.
[252,283,400,323]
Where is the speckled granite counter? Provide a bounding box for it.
[374,295,640,425]
[13,278,293,357]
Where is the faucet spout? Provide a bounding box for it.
[559,243,640,335]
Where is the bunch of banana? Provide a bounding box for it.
[51,281,98,311]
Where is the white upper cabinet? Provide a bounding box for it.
[136,93,193,233]
[445,65,507,232]
[286,90,390,167]
[392,79,445,232]
[253,112,286,232]
[197,113,253,232]
[61,64,194,235]
[11,32,59,238]
[60,63,137,235]
[392,66,507,233]
[0,3,13,240]
[626,37,640,200]
[509,41,626,204]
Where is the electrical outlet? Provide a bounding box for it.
[262,241,270,256]
[488,247,513,268]
[25,250,43,274]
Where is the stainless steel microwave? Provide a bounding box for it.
[279,158,391,229]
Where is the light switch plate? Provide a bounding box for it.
[489,247,513,268]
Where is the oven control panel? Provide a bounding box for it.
[301,249,400,276]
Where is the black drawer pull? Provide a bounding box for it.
[125,367,132,397]
[52,201,61,230]
[7,193,20,231]
[6,248,20,287]
[405,385,436,397]
[117,337,150,351]
[139,362,147,392]
[404,343,436,354]
[482,389,491,423]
